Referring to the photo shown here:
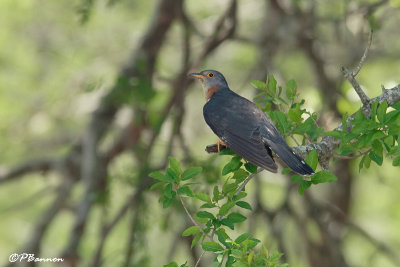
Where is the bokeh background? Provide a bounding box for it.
[1,0,400,266]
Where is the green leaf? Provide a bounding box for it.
[339,144,355,156]
[166,168,179,182]
[242,238,260,250]
[311,171,338,184]
[182,167,202,181]
[371,101,379,120]
[369,151,383,166]
[213,186,223,202]
[215,229,231,248]
[221,218,235,230]
[227,212,247,223]
[372,140,383,155]
[196,211,215,220]
[288,103,302,123]
[164,183,174,198]
[270,110,292,134]
[235,233,252,244]
[244,162,258,174]
[149,171,172,183]
[364,153,371,169]
[285,79,297,100]
[222,156,243,175]
[200,203,216,209]
[267,75,277,96]
[149,181,165,190]
[168,157,181,176]
[281,168,292,174]
[196,192,212,203]
[164,262,178,267]
[294,117,319,140]
[305,150,318,171]
[377,101,388,123]
[177,186,194,197]
[219,202,236,216]
[201,242,224,252]
[223,183,237,195]
[232,191,247,201]
[392,155,400,166]
[232,261,246,267]
[251,80,267,90]
[291,174,303,183]
[384,110,400,124]
[359,154,367,172]
[248,251,254,265]
[163,197,174,208]
[298,180,311,195]
[232,169,249,183]
[342,113,348,131]
[219,149,235,155]
[236,201,252,210]
[182,226,200,237]
[191,232,202,248]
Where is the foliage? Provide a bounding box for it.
[150,157,287,267]
[252,76,338,194]
[322,101,400,171]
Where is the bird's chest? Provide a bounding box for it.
[204,96,259,132]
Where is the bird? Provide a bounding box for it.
[189,69,315,175]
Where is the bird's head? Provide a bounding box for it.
[188,70,228,100]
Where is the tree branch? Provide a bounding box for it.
[0,158,59,184]
[341,31,374,107]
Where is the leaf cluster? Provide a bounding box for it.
[323,101,400,171]
[150,157,286,267]
[252,76,338,194]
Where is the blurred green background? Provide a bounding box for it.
[0,0,400,266]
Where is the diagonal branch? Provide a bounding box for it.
[0,158,59,184]
[341,31,374,107]
[352,30,373,77]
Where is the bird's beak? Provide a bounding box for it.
[188,72,204,79]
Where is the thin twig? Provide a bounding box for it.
[333,149,372,159]
[342,31,373,107]
[290,135,300,146]
[194,251,206,267]
[177,188,212,240]
[234,168,263,197]
[352,30,373,77]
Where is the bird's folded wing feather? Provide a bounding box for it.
[221,129,278,173]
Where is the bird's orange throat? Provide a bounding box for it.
[206,85,220,100]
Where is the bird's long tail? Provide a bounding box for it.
[267,142,315,175]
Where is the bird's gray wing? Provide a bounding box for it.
[221,126,278,173]
[204,100,277,172]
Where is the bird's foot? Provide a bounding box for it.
[217,139,227,153]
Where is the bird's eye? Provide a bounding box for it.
[207,73,214,78]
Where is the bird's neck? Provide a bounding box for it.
[206,85,229,101]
